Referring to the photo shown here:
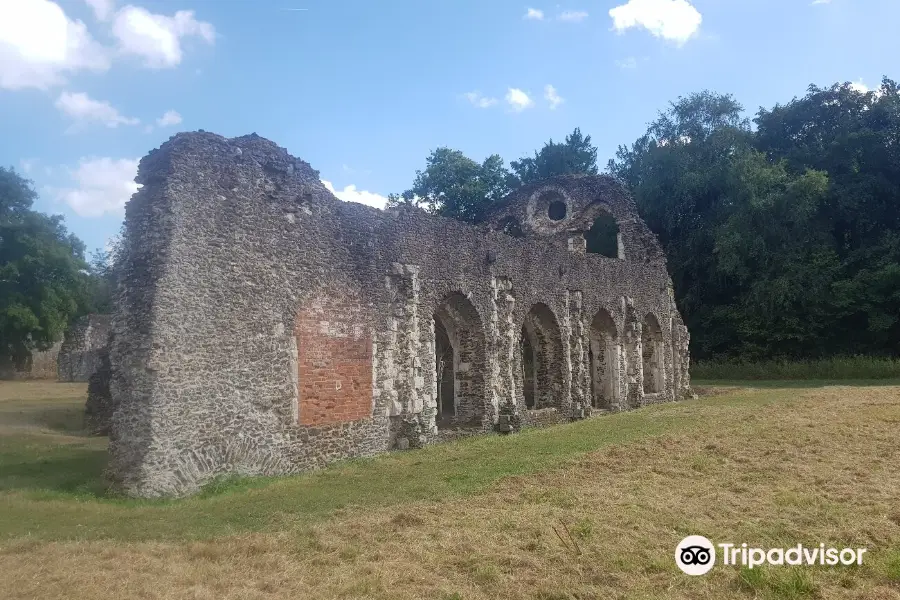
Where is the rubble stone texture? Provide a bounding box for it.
[58,314,112,382]
[96,132,692,498]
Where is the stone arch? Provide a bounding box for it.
[589,308,619,409]
[641,313,664,395]
[520,303,564,410]
[433,293,487,427]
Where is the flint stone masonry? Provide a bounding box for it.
[0,341,62,380]
[96,131,692,498]
[58,314,112,382]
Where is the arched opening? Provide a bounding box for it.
[586,210,620,258]
[433,293,486,427]
[642,314,664,395]
[520,304,563,410]
[589,309,619,410]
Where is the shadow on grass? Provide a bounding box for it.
[0,441,109,497]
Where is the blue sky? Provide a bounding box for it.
[1,0,898,255]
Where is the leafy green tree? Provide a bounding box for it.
[754,78,900,355]
[396,147,512,222]
[608,91,755,357]
[0,167,92,365]
[510,127,598,187]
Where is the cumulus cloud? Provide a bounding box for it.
[321,180,388,210]
[609,0,702,44]
[112,6,215,68]
[84,0,116,21]
[524,8,544,20]
[849,79,869,93]
[463,91,498,108]
[156,109,182,126]
[544,84,563,110]
[55,91,139,129]
[53,157,141,216]
[558,10,588,22]
[506,88,533,112]
[0,0,110,90]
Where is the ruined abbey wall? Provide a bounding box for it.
[58,314,111,382]
[101,132,691,498]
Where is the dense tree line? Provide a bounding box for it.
[394,78,900,360]
[0,168,113,367]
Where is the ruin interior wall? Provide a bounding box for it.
[102,132,692,498]
[58,314,112,382]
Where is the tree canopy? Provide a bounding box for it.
[0,167,97,364]
[399,77,900,360]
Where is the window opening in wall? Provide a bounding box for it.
[586,211,620,258]
[548,200,567,221]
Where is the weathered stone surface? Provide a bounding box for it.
[102,131,692,498]
[58,314,112,382]
[0,341,61,380]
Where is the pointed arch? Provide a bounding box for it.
[520,303,564,410]
[641,313,664,395]
[433,293,487,427]
[589,308,619,409]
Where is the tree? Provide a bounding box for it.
[397,148,512,222]
[754,78,900,355]
[0,167,93,365]
[608,91,755,358]
[510,127,598,187]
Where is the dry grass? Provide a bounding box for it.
[1,382,900,599]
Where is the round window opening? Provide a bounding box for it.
[548,200,567,221]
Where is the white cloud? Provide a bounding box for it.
[506,88,533,112]
[558,10,588,22]
[156,109,182,126]
[524,8,544,20]
[609,0,702,44]
[811,0,831,4]
[544,84,563,109]
[84,0,115,21]
[55,91,139,129]
[463,91,498,108]
[19,159,36,174]
[321,180,388,210]
[53,157,141,217]
[849,78,869,93]
[0,0,110,90]
[112,6,215,68]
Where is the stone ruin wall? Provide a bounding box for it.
[0,341,62,380]
[58,314,112,382]
[96,131,692,498]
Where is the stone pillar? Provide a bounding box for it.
[490,277,518,432]
[383,263,432,449]
[622,296,643,409]
[567,290,589,419]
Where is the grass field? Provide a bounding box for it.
[2,381,900,599]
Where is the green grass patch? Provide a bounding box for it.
[0,382,787,542]
[692,356,900,381]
